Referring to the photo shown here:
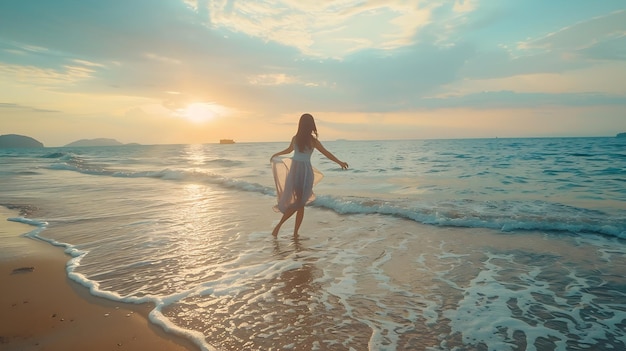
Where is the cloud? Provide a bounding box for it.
[418,91,626,110]
[0,102,60,113]
[0,62,97,88]
[248,73,298,86]
[582,35,626,61]
[199,0,442,57]
[518,10,626,53]
[450,9,626,106]
[453,0,476,13]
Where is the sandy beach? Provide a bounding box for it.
[0,206,198,351]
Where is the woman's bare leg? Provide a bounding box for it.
[293,207,305,236]
[272,208,297,236]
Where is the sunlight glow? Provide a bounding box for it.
[175,102,229,123]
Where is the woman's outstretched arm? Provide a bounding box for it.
[270,137,295,162]
[314,139,349,169]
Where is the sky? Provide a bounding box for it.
[1,0,625,146]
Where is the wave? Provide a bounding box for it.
[47,161,274,196]
[7,217,87,259]
[206,158,243,167]
[312,196,626,239]
[595,167,626,176]
[0,170,41,176]
[8,216,48,230]
[45,162,626,239]
[42,151,67,158]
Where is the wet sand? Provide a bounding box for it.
[0,207,198,351]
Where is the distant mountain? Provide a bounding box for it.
[0,134,44,148]
[64,138,124,147]
[617,132,626,138]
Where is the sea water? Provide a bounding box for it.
[1,137,625,351]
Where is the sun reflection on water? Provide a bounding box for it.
[182,144,208,166]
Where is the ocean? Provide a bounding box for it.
[1,137,625,351]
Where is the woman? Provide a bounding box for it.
[270,113,348,236]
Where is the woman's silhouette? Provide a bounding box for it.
[270,113,348,236]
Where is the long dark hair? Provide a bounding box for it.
[295,113,318,152]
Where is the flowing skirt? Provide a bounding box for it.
[272,157,323,213]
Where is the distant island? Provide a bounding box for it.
[618,132,626,138]
[0,134,44,148]
[64,138,128,147]
[219,139,235,144]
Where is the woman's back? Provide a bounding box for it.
[292,145,314,162]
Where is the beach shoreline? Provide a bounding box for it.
[0,206,199,351]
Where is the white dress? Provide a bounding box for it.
[272,147,323,213]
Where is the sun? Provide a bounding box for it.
[176,102,225,123]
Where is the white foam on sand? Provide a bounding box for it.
[8,215,219,351]
[443,251,626,351]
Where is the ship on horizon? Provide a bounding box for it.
[219,139,235,144]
